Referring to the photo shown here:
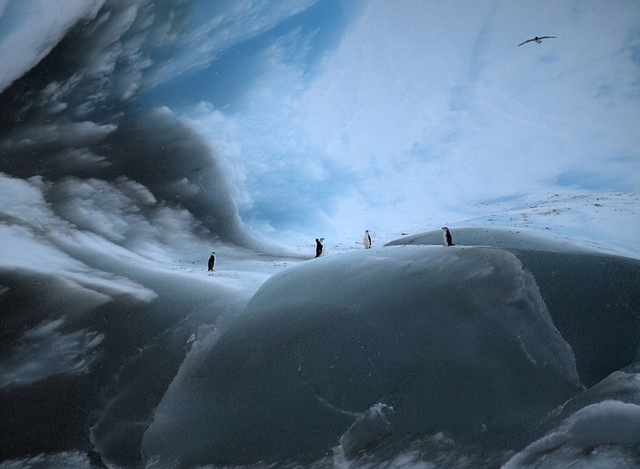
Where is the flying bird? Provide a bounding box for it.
[518,36,557,47]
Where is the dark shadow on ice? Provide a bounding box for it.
[0,266,240,466]
[388,227,640,387]
[142,245,584,467]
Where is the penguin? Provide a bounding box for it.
[208,251,216,271]
[315,238,325,258]
[442,227,453,247]
[364,230,372,249]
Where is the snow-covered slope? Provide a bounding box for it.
[456,192,639,258]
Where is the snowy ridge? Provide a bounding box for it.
[465,192,639,258]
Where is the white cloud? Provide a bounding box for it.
[299,0,640,198]
[0,121,117,149]
[185,0,640,242]
[0,172,163,301]
[0,0,106,94]
[146,0,319,88]
[52,148,111,171]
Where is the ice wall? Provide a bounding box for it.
[142,245,582,467]
[389,228,640,386]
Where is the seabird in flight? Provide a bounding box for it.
[518,36,557,47]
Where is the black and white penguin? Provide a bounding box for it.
[208,251,216,271]
[364,230,372,249]
[315,238,325,258]
[442,227,453,246]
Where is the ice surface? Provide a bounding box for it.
[388,228,640,387]
[0,318,104,388]
[2,193,638,468]
[386,225,619,254]
[338,403,395,458]
[142,245,583,467]
[0,180,295,465]
[504,400,640,468]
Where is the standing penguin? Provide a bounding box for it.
[364,230,372,249]
[442,227,453,247]
[315,238,325,258]
[208,251,216,271]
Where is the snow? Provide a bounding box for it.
[387,193,640,259]
[463,192,640,259]
[503,400,640,468]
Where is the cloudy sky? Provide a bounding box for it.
[164,0,640,241]
[1,0,639,247]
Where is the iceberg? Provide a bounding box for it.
[388,227,640,387]
[142,244,583,467]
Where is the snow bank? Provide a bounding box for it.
[386,226,610,253]
[142,245,582,467]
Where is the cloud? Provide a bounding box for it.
[51,148,111,174]
[0,0,325,250]
[45,174,220,256]
[1,0,638,249]
[182,0,640,242]
[146,0,320,90]
[0,0,106,94]
[1,0,321,129]
[182,4,480,238]
[0,109,257,249]
[1,121,117,150]
[0,172,160,301]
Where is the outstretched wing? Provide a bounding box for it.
[517,38,535,46]
[518,36,557,46]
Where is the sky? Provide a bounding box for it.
[166,0,640,242]
[0,0,639,250]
